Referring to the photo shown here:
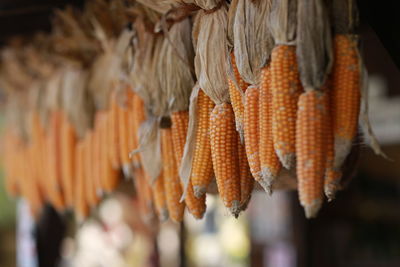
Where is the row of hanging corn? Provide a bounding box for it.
[1,0,382,222]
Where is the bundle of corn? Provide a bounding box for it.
[229,0,276,197]
[157,14,208,220]
[0,0,386,224]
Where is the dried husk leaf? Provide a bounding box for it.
[137,116,163,183]
[181,0,221,10]
[330,0,358,34]
[157,18,194,112]
[136,0,174,14]
[296,0,333,91]
[269,0,297,45]
[232,0,274,85]
[88,29,133,111]
[149,36,169,116]
[193,6,230,104]
[61,67,93,139]
[5,93,29,142]
[130,21,156,105]
[359,57,389,160]
[44,70,64,112]
[179,84,200,200]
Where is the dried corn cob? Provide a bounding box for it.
[102,114,120,192]
[296,90,328,218]
[243,86,261,182]
[191,90,215,198]
[126,90,136,154]
[108,90,120,169]
[46,110,65,210]
[270,45,303,169]
[27,144,44,216]
[75,141,89,220]
[228,52,249,138]
[92,116,103,195]
[238,135,254,211]
[323,81,342,201]
[331,34,361,169]
[171,110,206,219]
[118,104,132,177]
[259,66,282,192]
[161,127,185,222]
[135,168,155,221]
[171,110,189,167]
[152,172,168,221]
[131,93,146,167]
[84,132,98,207]
[28,112,46,200]
[210,103,241,217]
[60,114,76,208]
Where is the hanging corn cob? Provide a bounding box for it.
[108,90,121,169]
[243,86,262,184]
[296,90,329,218]
[228,52,249,139]
[46,110,66,211]
[130,92,146,168]
[237,135,254,210]
[60,112,77,208]
[210,103,241,217]
[268,0,302,170]
[152,171,168,221]
[161,123,185,223]
[75,141,89,220]
[101,114,121,192]
[259,66,282,193]
[296,0,333,217]
[188,90,215,198]
[325,0,360,200]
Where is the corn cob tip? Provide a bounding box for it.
[193,185,207,199]
[158,209,169,222]
[229,200,241,218]
[334,137,353,169]
[304,200,323,219]
[240,195,252,212]
[260,167,280,195]
[324,171,343,202]
[122,164,133,180]
[276,151,295,170]
[190,208,206,220]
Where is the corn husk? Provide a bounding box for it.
[269,0,297,45]
[230,0,274,85]
[192,4,230,105]
[130,14,167,183]
[136,0,174,15]
[330,0,358,35]
[61,67,92,139]
[88,28,134,111]
[157,18,194,113]
[296,0,332,91]
[137,116,163,184]
[179,84,201,200]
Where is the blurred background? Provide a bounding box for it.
[1,0,400,267]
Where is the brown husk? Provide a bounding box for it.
[61,66,93,139]
[157,18,195,113]
[193,5,230,104]
[330,0,358,34]
[231,0,274,85]
[296,0,332,91]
